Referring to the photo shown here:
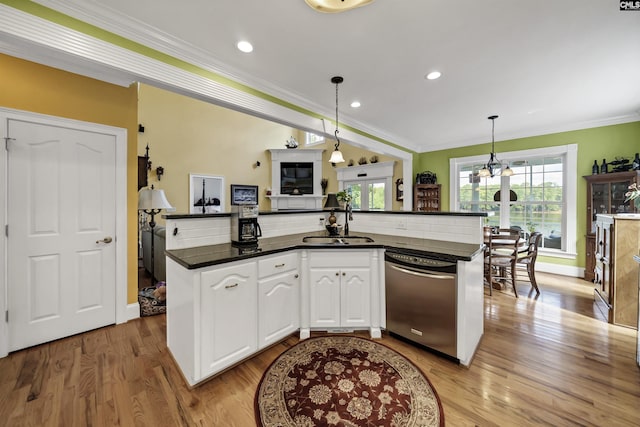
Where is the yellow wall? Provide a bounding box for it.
[0,56,402,306]
[0,54,139,303]
[138,84,404,213]
[138,84,299,212]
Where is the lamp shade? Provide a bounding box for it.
[501,165,514,176]
[138,188,174,211]
[324,193,341,209]
[328,149,345,164]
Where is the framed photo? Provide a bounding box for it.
[190,174,225,214]
[231,184,259,205]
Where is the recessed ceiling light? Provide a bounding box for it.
[350,101,361,108]
[237,41,253,53]
[425,71,441,80]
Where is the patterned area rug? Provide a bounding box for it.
[255,336,444,426]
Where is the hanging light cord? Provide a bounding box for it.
[334,78,341,150]
[330,76,344,151]
[491,116,495,154]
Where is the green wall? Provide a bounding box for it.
[414,121,640,269]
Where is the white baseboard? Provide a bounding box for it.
[126,303,140,321]
[535,261,584,279]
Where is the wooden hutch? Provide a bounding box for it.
[414,184,441,212]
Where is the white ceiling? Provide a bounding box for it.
[11,1,640,152]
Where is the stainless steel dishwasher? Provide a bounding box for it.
[385,251,457,361]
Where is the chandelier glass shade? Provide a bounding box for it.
[478,115,513,177]
[305,0,374,13]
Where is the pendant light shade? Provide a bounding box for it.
[329,149,345,163]
[328,76,346,164]
[479,115,512,178]
[305,0,374,13]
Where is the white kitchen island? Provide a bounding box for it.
[164,210,486,387]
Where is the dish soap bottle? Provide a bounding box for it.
[592,160,599,175]
[601,159,608,174]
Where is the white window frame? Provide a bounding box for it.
[450,144,577,258]
[305,132,324,146]
[344,179,388,211]
[336,161,394,211]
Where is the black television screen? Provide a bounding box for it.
[281,162,313,195]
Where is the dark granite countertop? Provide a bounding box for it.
[165,231,484,270]
[164,210,489,219]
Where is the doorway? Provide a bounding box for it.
[0,108,128,357]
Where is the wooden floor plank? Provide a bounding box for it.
[1,272,639,425]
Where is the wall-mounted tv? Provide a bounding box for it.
[281,162,313,195]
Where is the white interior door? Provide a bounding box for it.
[7,118,117,352]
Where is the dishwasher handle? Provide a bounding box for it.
[388,263,456,280]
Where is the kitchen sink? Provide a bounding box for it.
[302,236,375,245]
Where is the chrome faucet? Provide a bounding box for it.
[344,202,353,236]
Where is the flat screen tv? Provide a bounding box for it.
[280,162,313,195]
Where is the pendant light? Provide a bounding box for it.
[328,76,346,164]
[305,0,374,13]
[478,115,513,177]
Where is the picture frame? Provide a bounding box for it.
[190,174,225,214]
[230,184,259,205]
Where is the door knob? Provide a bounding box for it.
[96,236,113,244]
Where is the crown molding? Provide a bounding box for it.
[28,1,418,152]
[419,113,640,154]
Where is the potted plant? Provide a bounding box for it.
[625,183,640,208]
[336,190,352,207]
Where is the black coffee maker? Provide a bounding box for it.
[231,205,262,245]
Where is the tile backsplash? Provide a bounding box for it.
[165,212,483,249]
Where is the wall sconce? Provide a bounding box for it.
[156,166,164,180]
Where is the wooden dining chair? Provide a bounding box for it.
[487,230,520,298]
[516,232,543,295]
[483,226,494,296]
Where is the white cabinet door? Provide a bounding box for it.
[341,267,371,327]
[258,270,300,349]
[309,267,341,328]
[200,261,257,378]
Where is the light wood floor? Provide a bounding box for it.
[1,273,639,426]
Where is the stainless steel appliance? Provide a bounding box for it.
[385,251,458,360]
[231,205,262,245]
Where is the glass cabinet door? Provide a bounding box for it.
[611,180,632,214]
[591,183,609,232]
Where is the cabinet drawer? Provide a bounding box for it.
[258,252,298,277]
[309,250,371,268]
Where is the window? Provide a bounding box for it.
[305,132,324,146]
[336,161,395,212]
[344,180,386,211]
[451,145,577,257]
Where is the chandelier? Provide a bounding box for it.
[478,115,513,178]
[305,0,374,13]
